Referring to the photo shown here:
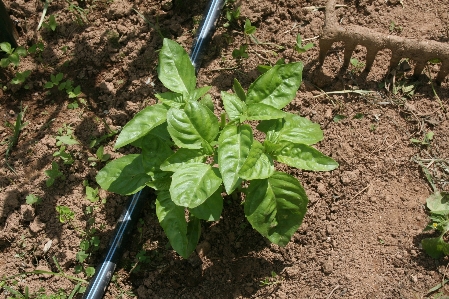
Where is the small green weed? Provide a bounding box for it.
[259,271,284,286]
[56,205,75,223]
[349,57,365,73]
[410,131,434,146]
[3,105,29,161]
[294,33,314,54]
[389,21,402,34]
[223,1,240,28]
[421,192,449,258]
[45,161,64,187]
[26,194,42,205]
[0,42,27,68]
[42,14,58,31]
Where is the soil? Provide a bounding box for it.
[1,0,449,298]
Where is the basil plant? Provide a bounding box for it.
[96,39,338,258]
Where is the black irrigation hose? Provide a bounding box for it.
[82,1,224,298]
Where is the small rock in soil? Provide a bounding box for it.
[20,204,35,222]
[322,259,334,275]
[29,217,46,233]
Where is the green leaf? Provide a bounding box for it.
[0,58,10,67]
[55,72,64,83]
[167,101,219,150]
[56,135,79,145]
[246,103,286,121]
[115,104,168,149]
[85,267,95,277]
[233,78,246,101]
[96,154,152,195]
[26,194,42,205]
[427,192,449,213]
[158,38,196,95]
[141,133,174,173]
[244,19,256,35]
[0,42,12,54]
[190,86,211,101]
[422,237,449,259]
[239,140,274,180]
[15,47,27,57]
[160,148,206,172]
[155,92,184,108]
[222,91,247,122]
[170,163,222,208]
[273,141,339,171]
[44,81,54,89]
[218,124,253,194]
[76,251,88,263]
[8,53,20,66]
[85,186,100,203]
[333,114,346,122]
[156,191,201,258]
[189,189,223,221]
[146,174,172,191]
[199,94,214,112]
[246,62,303,109]
[244,171,308,246]
[257,113,323,145]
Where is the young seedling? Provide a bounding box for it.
[349,57,365,73]
[96,39,338,259]
[410,131,434,146]
[26,194,42,205]
[45,161,64,187]
[45,72,64,89]
[294,33,314,54]
[223,1,240,28]
[56,205,75,223]
[0,42,27,68]
[4,105,29,161]
[422,192,449,258]
[42,14,58,31]
[88,145,111,166]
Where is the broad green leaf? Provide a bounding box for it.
[244,171,308,246]
[246,103,286,121]
[96,154,151,195]
[167,101,219,150]
[199,94,214,112]
[115,104,168,149]
[422,237,449,259]
[427,192,449,213]
[233,78,246,101]
[0,42,12,54]
[15,46,27,57]
[8,53,20,66]
[222,91,247,121]
[246,62,303,109]
[273,141,338,171]
[190,86,211,101]
[189,189,223,221]
[158,38,196,95]
[155,92,184,108]
[160,148,206,172]
[56,135,79,145]
[170,163,222,208]
[239,140,274,180]
[146,174,172,191]
[131,123,172,149]
[156,191,201,258]
[218,124,252,194]
[257,113,323,145]
[141,135,174,173]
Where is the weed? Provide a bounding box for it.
[260,271,284,286]
[410,131,434,146]
[232,44,249,59]
[294,33,314,54]
[223,1,240,28]
[88,145,111,166]
[349,57,365,73]
[56,205,75,223]
[389,21,402,34]
[421,192,449,258]
[3,105,29,161]
[42,14,58,31]
[26,194,42,205]
[45,161,64,187]
[0,42,27,68]
[96,39,338,258]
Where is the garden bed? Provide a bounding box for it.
[1,0,449,298]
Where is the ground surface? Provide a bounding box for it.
[1,0,449,298]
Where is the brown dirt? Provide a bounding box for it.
[1,0,449,298]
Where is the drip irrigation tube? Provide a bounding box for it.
[82,1,224,298]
